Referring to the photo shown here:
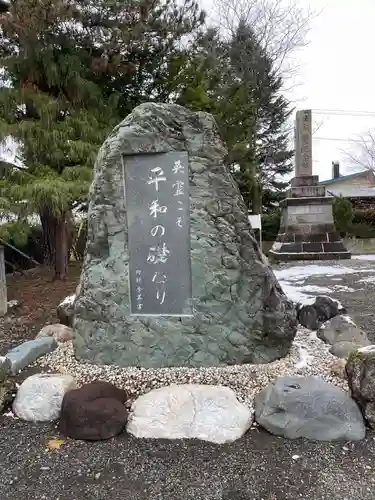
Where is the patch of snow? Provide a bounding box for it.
[295,347,314,370]
[274,264,375,282]
[331,278,342,281]
[358,345,375,354]
[274,264,375,305]
[297,285,332,294]
[308,330,319,340]
[60,294,75,306]
[341,315,356,326]
[352,255,375,261]
[2,411,17,419]
[278,283,316,305]
[331,285,357,292]
[7,299,19,308]
[326,296,344,310]
[358,277,375,284]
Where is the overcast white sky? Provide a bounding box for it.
[2,0,375,182]
[287,0,375,180]
[203,0,375,181]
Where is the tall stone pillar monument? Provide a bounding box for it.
[269,110,350,261]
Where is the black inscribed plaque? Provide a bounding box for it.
[123,151,193,316]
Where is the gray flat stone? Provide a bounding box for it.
[317,315,369,346]
[254,375,365,441]
[329,341,362,359]
[6,338,57,375]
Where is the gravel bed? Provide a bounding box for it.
[36,327,347,409]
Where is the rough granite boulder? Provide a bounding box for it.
[346,346,375,428]
[254,375,365,441]
[73,102,297,368]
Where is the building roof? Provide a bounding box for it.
[326,187,375,198]
[319,169,374,185]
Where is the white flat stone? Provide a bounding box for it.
[36,324,73,343]
[13,373,77,422]
[127,384,253,444]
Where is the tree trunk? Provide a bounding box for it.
[40,207,56,265]
[66,210,76,260]
[54,214,68,280]
[40,206,72,279]
[251,180,262,214]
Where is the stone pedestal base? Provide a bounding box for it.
[269,192,351,261]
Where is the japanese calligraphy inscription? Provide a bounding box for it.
[294,109,312,177]
[123,151,192,316]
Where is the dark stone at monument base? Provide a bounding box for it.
[271,241,349,255]
[73,102,297,368]
[297,296,345,330]
[59,381,128,441]
[270,251,351,262]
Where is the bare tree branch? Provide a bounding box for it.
[342,129,375,172]
[312,118,324,136]
[210,0,317,83]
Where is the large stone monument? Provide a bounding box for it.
[269,110,350,261]
[73,103,297,368]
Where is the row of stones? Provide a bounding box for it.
[294,297,375,429]
[297,296,371,358]
[2,295,373,444]
[9,373,367,443]
[2,303,374,444]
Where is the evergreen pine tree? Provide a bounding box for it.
[177,20,294,213]
[0,0,204,278]
[223,20,294,213]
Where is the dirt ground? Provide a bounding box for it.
[0,418,374,500]
[1,258,375,499]
[0,262,81,354]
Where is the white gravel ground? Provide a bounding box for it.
[36,327,347,410]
